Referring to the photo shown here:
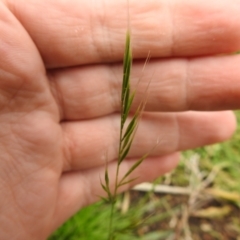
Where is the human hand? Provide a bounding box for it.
[1,0,240,239]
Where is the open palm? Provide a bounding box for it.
[1,0,240,239]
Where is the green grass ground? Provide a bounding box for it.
[49,111,240,240]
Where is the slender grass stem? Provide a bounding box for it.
[108,116,124,239]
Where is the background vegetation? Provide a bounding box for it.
[49,111,240,240]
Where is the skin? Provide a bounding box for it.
[0,0,240,239]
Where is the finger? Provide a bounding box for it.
[53,153,180,230]
[61,111,236,172]
[50,55,240,120]
[0,2,52,113]
[8,0,240,67]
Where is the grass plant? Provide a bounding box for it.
[100,30,150,240]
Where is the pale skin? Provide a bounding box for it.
[0,0,240,239]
